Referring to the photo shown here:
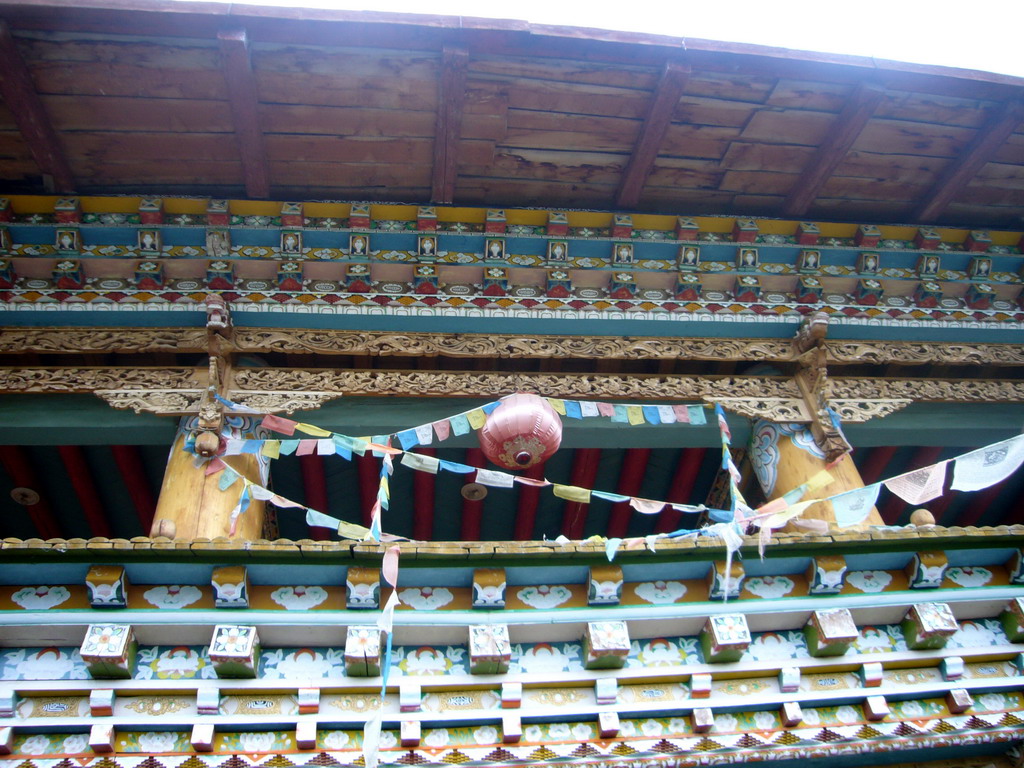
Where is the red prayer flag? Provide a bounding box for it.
[262,414,298,436]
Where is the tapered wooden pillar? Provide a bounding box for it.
[749,421,882,530]
[150,417,267,540]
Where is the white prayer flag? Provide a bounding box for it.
[830,483,881,527]
[657,405,677,424]
[884,461,948,505]
[363,711,383,768]
[414,424,434,445]
[316,438,335,456]
[476,468,515,488]
[400,452,440,474]
[580,401,599,418]
[952,435,1024,492]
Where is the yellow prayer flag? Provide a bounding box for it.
[805,470,834,493]
[337,521,371,539]
[546,398,567,416]
[627,405,644,425]
[295,422,332,437]
[467,409,487,430]
[552,484,592,503]
[260,440,281,459]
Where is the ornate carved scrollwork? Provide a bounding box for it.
[0,367,202,391]
[832,378,1024,402]
[826,341,1024,366]
[705,397,810,422]
[226,391,343,414]
[0,328,208,353]
[828,399,913,422]
[95,389,205,414]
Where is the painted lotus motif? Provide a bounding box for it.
[854,625,905,654]
[4,647,88,680]
[397,646,461,676]
[322,731,349,750]
[846,570,892,593]
[136,732,180,752]
[945,566,992,587]
[745,632,802,662]
[142,585,203,609]
[262,648,343,679]
[11,586,70,610]
[136,646,212,680]
[398,587,454,610]
[744,575,795,599]
[516,585,572,609]
[947,619,1002,649]
[513,643,580,674]
[632,638,690,667]
[270,586,328,610]
[20,735,52,755]
[633,580,687,605]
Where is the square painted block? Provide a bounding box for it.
[134,260,165,290]
[798,249,821,272]
[611,214,633,239]
[345,625,385,676]
[417,236,438,262]
[595,678,617,705]
[206,260,234,289]
[501,682,521,708]
[137,229,161,255]
[734,275,761,302]
[858,252,880,275]
[902,602,958,650]
[582,621,630,670]
[966,282,997,310]
[212,565,249,609]
[860,662,883,688]
[804,608,858,657]
[80,624,136,679]
[692,707,714,733]
[344,263,372,292]
[676,217,700,241]
[473,568,506,609]
[917,254,941,277]
[502,713,522,743]
[854,224,881,247]
[196,688,220,715]
[780,701,802,726]
[546,268,571,297]
[484,238,506,262]
[736,247,759,270]
[349,233,370,258]
[416,206,437,231]
[280,201,304,227]
[485,209,506,234]
[86,565,128,608]
[947,689,973,714]
[469,624,511,674]
[298,688,320,714]
[969,255,993,278]
[608,271,636,300]
[89,724,114,753]
[906,551,948,589]
[598,711,619,738]
[690,673,712,698]
[797,276,822,303]
[913,227,942,250]
[281,230,303,256]
[588,564,623,606]
[914,280,943,307]
[675,272,702,300]
[414,267,438,294]
[707,561,744,601]
[965,231,992,252]
[349,203,371,229]
[612,242,634,265]
[55,197,81,223]
[732,218,758,243]
[941,656,964,681]
[678,245,700,271]
[90,688,115,717]
[779,667,800,692]
[399,681,421,712]
[546,241,569,264]
[807,555,847,595]
[1000,597,1024,642]
[206,199,229,226]
[863,695,889,721]
[796,221,820,245]
[53,257,84,288]
[295,721,317,750]
[482,266,509,295]
[205,228,231,258]
[277,261,304,291]
[546,211,569,237]
[192,723,215,751]
[856,278,884,305]
[701,614,751,663]
[400,720,421,747]
[346,566,380,609]
[55,229,82,254]
[139,197,164,224]
[209,625,260,678]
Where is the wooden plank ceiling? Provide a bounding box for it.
[0,1,1021,226]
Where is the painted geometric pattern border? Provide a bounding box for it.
[2,697,1023,763]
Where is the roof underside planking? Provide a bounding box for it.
[0,0,1021,227]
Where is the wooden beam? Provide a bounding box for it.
[780,83,884,217]
[412,447,436,541]
[0,445,62,539]
[912,99,1024,223]
[655,447,705,534]
[57,445,112,538]
[217,28,270,199]
[461,447,485,541]
[110,445,156,534]
[605,448,651,539]
[513,461,546,541]
[561,448,601,540]
[615,60,690,209]
[431,46,468,204]
[299,454,330,541]
[0,20,75,193]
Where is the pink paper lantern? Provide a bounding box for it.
[479,393,562,469]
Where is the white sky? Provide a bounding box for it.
[216,0,1024,78]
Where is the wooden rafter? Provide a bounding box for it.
[431,46,469,204]
[615,60,690,209]
[217,28,271,199]
[780,83,884,217]
[912,99,1024,223]
[0,20,75,193]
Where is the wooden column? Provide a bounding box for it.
[749,421,882,530]
[150,417,266,540]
